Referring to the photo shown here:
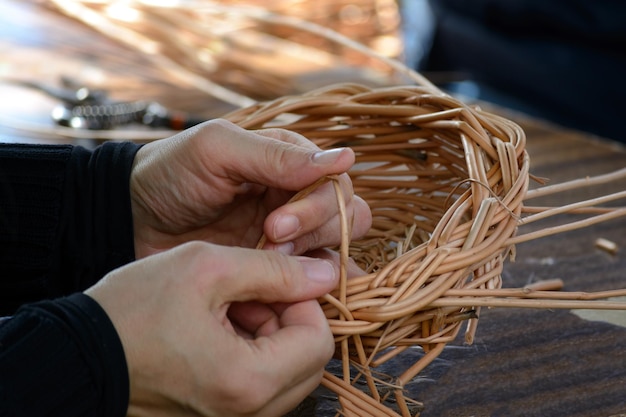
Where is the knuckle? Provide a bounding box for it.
[310,316,335,363]
[267,144,296,175]
[291,231,323,255]
[352,196,373,238]
[173,241,211,268]
[265,252,295,289]
[204,118,236,132]
[323,330,336,362]
[259,127,315,148]
[176,241,233,288]
[217,368,272,414]
[186,118,236,151]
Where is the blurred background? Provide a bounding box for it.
[3,0,624,143]
[401,0,626,144]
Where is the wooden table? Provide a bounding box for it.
[2,2,625,416]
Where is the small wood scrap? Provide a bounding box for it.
[595,237,619,255]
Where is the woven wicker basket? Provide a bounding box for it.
[224,83,529,415]
[224,83,626,416]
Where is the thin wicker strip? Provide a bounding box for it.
[225,83,626,416]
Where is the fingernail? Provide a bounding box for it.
[312,148,344,165]
[299,258,336,283]
[273,214,300,240]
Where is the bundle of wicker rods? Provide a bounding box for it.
[218,0,402,69]
[44,0,402,104]
[224,83,626,416]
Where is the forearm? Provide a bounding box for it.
[0,142,141,315]
[0,293,129,417]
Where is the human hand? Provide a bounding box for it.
[86,241,339,417]
[130,119,371,258]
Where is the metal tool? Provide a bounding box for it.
[8,77,205,130]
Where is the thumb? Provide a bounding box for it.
[214,119,355,190]
[214,246,339,305]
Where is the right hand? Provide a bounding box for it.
[86,241,339,417]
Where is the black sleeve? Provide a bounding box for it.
[0,141,142,315]
[0,293,129,417]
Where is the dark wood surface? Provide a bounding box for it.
[2,1,625,416]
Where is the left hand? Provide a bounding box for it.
[87,241,340,417]
[130,119,371,258]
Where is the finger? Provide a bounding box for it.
[202,119,356,191]
[263,173,353,241]
[212,299,333,416]
[244,300,334,413]
[253,127,320,150]
[212,245,339,305]
[224,356,325,417]
[263,193,372,255]
[227,301,284,338]
[252,370,324,417]
[290,194,372,254]
[260,300,333,382]
[306,248,368,278]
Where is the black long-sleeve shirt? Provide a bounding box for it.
[0,141,141,416]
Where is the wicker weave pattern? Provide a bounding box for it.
[225,83,529,415]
